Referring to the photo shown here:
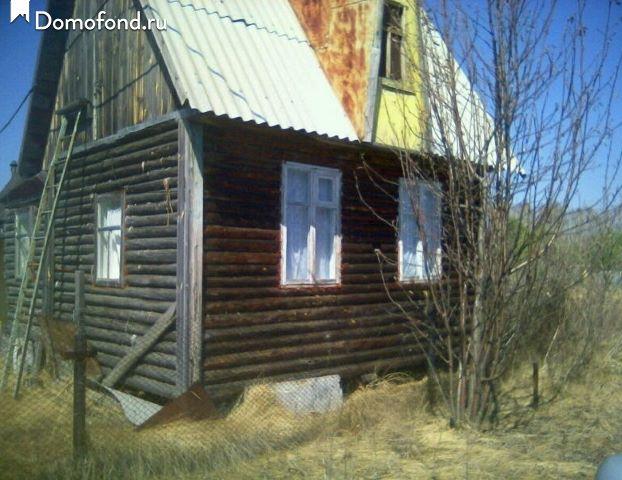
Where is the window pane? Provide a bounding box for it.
[97,230,109,279]
[315,207,336,280]
[387,3,403,29]
[15,211,31,277]
[99,198,122,228]
[16,212,29,237]
[421,186,441,277]
[402,212,423,279]
[108,229,122,280]
[287,169,309,204]
[286,205,310,282]
[390,33,402,80]
[16,237,29,277]
[379,27,388,77]
[318,178,334,203]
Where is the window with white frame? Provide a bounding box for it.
[95,193,123,284]
[15,209,32,278]
[282,162,341,285]
[399,178,442,281]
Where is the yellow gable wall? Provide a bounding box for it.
[373,0,428,151]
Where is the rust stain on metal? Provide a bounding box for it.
[291,0,374,138]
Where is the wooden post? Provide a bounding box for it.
[532,361,539,409]
[176,119,204,393]
[73,269,87,462]
[102,302,176,388]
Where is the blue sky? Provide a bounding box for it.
[0,0,619,208]
[0,0,46,186]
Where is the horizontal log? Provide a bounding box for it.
[126,214,177,228]
[97,352,176,384]
[65,151,177,183]
[126,263,177,275]
[203,354,423,400]
[205,334,416,370]
[205,301,416,327]
[203,344,422,384]
[126,250,177,264]
[120,373,176,399]
[54,283,176,302]
[204,282,412,301]
[126,200,178,217]
[204,264,276,276]
[58,303,169,325]
[126,225,177,239]
[205,252,279,266]
[205,238,275,253]
[68,128,178,169]
[63,167,177,194]
[206,323,414,356]
[204,312,416,342]
[205,291,412,315]
[126,237,178,250]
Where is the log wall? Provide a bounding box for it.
[52,120,179,398]
[1,119,180,398]
[202,122,435,400]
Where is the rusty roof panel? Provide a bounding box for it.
[291,0,377,139]
[140,0,358,141]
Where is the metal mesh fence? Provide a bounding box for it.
[0,329,433,480]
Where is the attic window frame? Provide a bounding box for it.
[380,1,405,82]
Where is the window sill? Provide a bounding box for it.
[94,279,123,288]
[398,277,441,286]
[380,77,415,95]
[280,281,341,289]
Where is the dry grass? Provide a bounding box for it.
[1,347,622,479]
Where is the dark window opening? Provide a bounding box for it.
[379,2,404,81]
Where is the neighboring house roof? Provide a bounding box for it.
[419,12,520,173]
[0,171,44,205]
[139,0,358,141]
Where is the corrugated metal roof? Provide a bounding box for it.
[140,0,358,141]
[420,12,520,172]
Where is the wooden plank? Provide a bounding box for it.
[176,119,204,392]
[102,302,176,388]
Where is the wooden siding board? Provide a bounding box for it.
[40,0,176,170]
[176,119,204,392]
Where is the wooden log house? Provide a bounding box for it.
[0,0,467,402]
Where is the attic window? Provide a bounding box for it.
[380,2,404,81]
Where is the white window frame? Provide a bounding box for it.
[398,178,442,282]
[94,192,124,286]
[281,162,342,286]
[14,208,33,279]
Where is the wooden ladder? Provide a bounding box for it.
[1,102,86,398]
